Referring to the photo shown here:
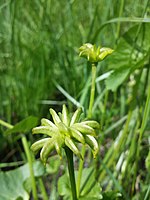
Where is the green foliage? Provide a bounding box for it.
[0,161,45,200]
[102,191,122,200]
[105,24,150,91]
[4,116,38,135]
[58,167,103,200]
[46,155,61,174]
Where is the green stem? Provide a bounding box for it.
[138,82,150,144]
[0,161,24,168]
[88,63,97,118]
[77,63,97,197]
[38,178,49,200]
[22,136,38,200]
[101,90,109,129]
[0,119,13,129]
[135,81,150,180]
[76,145,86,198]
[116,0,124,40]
[65,147,77,200]
[77,63,96,198]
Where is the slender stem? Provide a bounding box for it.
[101,90,109,129]
[77,63,97,197]
[135,81,150,178]
[0,119,13,129]
[76,145,86,198]
[38,178,49,200]
[138,82,150,143]
[22,136,38,200]
[116,0,124,40]
[144,183,150,200]
[88,63,97,118]
[65,147,77,200]
[0,161,24,168]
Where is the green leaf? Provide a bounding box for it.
[0,161,45,200]
[58,173,72,200]
[46,155,61,174]
[107,24,150,70]
[79,167,102,199]
[105,24,150,91]
[4,116,38,135]
[102,191,122,200]
[105,67,130,91]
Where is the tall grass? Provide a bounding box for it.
[0,0,147,120]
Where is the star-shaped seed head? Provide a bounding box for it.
[79,43,114,63]
[31,105,100,164]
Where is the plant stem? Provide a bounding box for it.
[0,119,13,129]
[88,63,97,118]
[116,0,124,40]
[77,63,97,197]
[135,80,150,184]
[22,136,38,200]
[38,178,49,200]
[76,145,86,198]
[101,90,109,129]
[65,147,77,200]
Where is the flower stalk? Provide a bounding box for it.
[65,146,78,200]
[22,136,38,200]
[88,63,97,118]
[77,43,114,197]
[31,104,100,200]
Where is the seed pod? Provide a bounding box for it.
[31,138,49,153]
[54,135,64,158]
[98,47,114,61]
[54,141,62,158]
[81,121,100,129]
[72,123,96,136]
[62,104,70,126]
[41,118,57,128]
[40,138,55,164]
[50,108,61,126]
[70,107,82,126]
[32,126,54,137]
[65,137,82,159]
[84,135,98,158]
[70,127,85,144]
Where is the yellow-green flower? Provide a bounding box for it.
[79,43,114,63]
[31,105,100,164]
